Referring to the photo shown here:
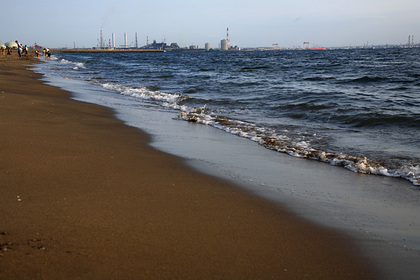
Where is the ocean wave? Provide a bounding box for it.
[304,76,336,82]
[96,80,420,187]
[339,76,388,84]
[59,58,85,70]
[350,115,420,128]
[46,50,420,188]
[241,65,272,71]
[179,110,420,186]
[101,83,183,105]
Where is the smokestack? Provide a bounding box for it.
[112,33,115,49]
[227,27,229,49]
[124,33,128,48]
[100,29,104,49]
[135,33,138,49]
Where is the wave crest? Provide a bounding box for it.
[179,110,420,186]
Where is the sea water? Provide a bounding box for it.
[35,48,420,186]
[33,49,420,279]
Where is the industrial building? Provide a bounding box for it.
[95,27,239,52]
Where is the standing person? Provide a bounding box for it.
[15,41,22,57]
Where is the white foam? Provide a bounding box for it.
[178,110,420,186]
[101,83,183,108]
[59,58,85,69]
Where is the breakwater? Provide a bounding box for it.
[51,48,164,53]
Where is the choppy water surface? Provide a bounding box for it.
[38,48,420,186]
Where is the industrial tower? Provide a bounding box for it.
[227,27,229,48]
[100,30,104,49]
[221,27,229,51]
[135,33,138,49]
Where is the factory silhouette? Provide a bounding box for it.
[60,29,417,52]
[98,28,240,51]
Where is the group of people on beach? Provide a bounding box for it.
[17,41,26,57]
[1,40,51,59]
[35,48,51,59]
[0,40,27,57]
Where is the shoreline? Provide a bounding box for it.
[1,54,378,279]
[51,48,164,53]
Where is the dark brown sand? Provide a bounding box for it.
[0,52,378,279]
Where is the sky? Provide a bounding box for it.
[1,0,419,49]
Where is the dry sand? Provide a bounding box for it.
[0,52,378,279]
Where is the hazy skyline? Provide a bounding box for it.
[2,0,419,48]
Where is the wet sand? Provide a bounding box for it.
[0,53,378,279]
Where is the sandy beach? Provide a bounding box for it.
[0,52,378,279]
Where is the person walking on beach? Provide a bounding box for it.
[15,41,22,57]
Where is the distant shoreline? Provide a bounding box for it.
[51,48,164,53]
